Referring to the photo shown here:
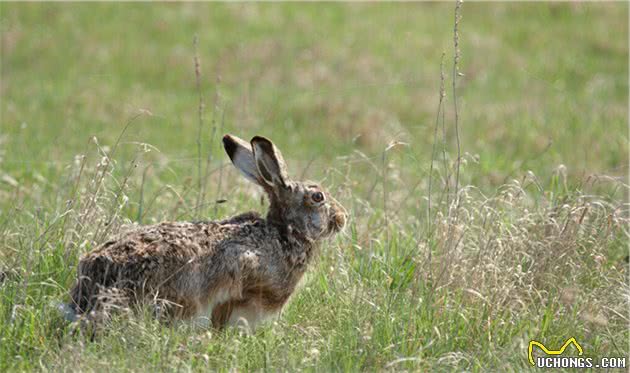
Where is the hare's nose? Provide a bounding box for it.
[333,211,347,230]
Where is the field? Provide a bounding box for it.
[1,2,628,371]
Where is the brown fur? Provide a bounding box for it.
[68,135,347,330]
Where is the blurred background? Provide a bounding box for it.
[2,3,627,200]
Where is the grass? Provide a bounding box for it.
[0,2,628,371]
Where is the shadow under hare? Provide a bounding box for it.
[65,134,347,330]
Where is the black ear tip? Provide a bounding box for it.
[223,135,236,157]
[250,136,273,148]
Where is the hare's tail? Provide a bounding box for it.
[56,302,80,322]
[59,274,91,322]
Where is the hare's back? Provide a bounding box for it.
[85,221,225,264]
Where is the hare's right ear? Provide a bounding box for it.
[223,134,263,185]
[250,136,289,188]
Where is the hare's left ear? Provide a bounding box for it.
[250,136,289,188]
[223,134,265,186]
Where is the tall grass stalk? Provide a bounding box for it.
[193,34,206,219]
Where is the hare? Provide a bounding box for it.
[66,134,347,330]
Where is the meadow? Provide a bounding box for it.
[0,2,628,371]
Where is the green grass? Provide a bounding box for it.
[0,2,628,371]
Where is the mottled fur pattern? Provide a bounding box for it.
[68,135,347,330]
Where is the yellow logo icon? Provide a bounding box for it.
[528,337,584,366]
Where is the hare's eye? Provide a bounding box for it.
[311,191,325,203]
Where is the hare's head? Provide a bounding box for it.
[223,134,347,242]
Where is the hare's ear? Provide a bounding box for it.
[223,134,264,185]
[250,136,289,188]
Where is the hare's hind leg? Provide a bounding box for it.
[71,254,127,314]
